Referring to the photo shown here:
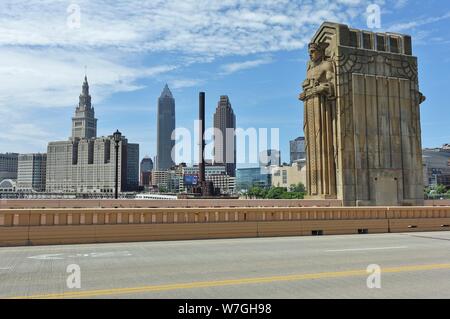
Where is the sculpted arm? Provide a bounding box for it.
[313,62,335,98]
[299,64,313,101]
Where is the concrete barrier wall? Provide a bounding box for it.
[424,200,450,207]
[0,199,342,209]
[1,206,449,246]
[1,199,448,210]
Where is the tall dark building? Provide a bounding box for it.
[213,95,236,177]
[140,156,154,187]
[156,84,175,170]
[126,143,140,191]
[141,156,154,173]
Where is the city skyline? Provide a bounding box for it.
[1,1,449,165]
[1,2,450,304]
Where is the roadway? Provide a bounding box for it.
[0,231,449,299]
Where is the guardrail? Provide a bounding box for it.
[0,206,449,246]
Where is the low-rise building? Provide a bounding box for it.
[17,153,47,192]
[423,146,450,188]
[0,153,19,181]
[271,160,307,190]
[151,170,172,191]
[0,179,17,193]
[179,165,235,194]
[235,167,271,191]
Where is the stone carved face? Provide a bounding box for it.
[308,42,328,63]
[309,47,322,63]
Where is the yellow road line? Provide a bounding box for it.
[9,263,450,299]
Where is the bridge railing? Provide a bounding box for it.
[1,206,449,246]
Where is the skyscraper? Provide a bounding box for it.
[290,136,306,163]
[46,75,139,194]
[72,76,97,140]
[156,84,175,170]
[213,95,236,177]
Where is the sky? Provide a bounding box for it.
[0,0,449,167]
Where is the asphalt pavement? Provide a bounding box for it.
[0,231,449,299]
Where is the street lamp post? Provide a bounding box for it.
[113,130,122,199]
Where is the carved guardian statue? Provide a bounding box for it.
[297,22,425,206]
[299,42,337,198]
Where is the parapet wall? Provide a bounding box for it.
[0,199,446,209]
[0,199,342,209]
[1,206,449,246]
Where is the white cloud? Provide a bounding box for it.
[389,12,450,33]
[394,0,408,9]
[0,0,376,114]
[0,0,375,55]
[0,0,410,153]
[221,57,273,75]
[0,121,52,153]
[0,48,176,109]
[170,79,204,90]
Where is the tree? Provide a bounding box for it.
[435,184,447,194]
[289,183,306,193]
[248,184,307,200]
[158,186,167,193]
[427,184,446,195]
[248,186,267,199]
[266,187,287,199]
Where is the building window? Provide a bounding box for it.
[282,170,288,184]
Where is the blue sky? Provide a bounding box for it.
[0,0,449,166]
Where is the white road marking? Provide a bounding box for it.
[325,246,408,252]
[27,251,132,260]
[28,254,64,260]
[67,251,132,258]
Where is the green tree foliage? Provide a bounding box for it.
[247,183,306,199]
[425,184,450,199]
[266,187,286,199]
[289,183,306,193]
[426,184,447,195]
[247,186,267,199]
[158,186,167,193]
